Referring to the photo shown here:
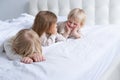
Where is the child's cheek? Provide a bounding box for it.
[67,22,71,28]
[55,28,57,32]
[54,27,57,34]
[67,22,69,26]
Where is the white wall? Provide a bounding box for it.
[0,0,29,20]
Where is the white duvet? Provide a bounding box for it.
[0,14,120,80]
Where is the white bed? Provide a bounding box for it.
[0,0,120,80]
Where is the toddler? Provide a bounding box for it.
[32,11,66,46]
[57,8,86,39]
[4,29,45,64]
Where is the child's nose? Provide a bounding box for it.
[70,23,74,27]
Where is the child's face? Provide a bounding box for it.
[67,19,80,29]
[49,23,57,34]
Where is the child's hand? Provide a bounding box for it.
[21,57,33,64]
[71,27,81,39]
[71,31,80,39]
[65,23,72,34]
[29,53,46,62]
[72,24,80,31]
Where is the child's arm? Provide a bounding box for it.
[57,21,71,38]
[40,33,56,46]
[70,27,81,39]
[62,32,70,38]
[56,33,66,42]
[4,37,22,60]
[62,23,72,38]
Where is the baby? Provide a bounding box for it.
[57,8,86,39]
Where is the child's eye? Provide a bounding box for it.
[69,21,72,23]
[74,23,77,26]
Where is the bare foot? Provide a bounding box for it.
[21,57,33,64]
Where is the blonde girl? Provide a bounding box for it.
[32,11,65,46]
[57,8,86,39]
[4,29,45,64]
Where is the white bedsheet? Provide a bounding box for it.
[0,14,120,80]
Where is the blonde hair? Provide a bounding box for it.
[12,29,42,57]
[68,8,86,27]
[32,11,57,37]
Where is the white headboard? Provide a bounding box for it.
[29,0,120,25]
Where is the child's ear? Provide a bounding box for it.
[81,23,83,26]
[80,22,84,27]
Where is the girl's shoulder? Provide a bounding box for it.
[57,21,67,28]
[57,21,67,25]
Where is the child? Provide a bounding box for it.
[57,8,86,39]
[4,29,45,64]
[32,11,66,46]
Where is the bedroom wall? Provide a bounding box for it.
[0,0,29,20]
